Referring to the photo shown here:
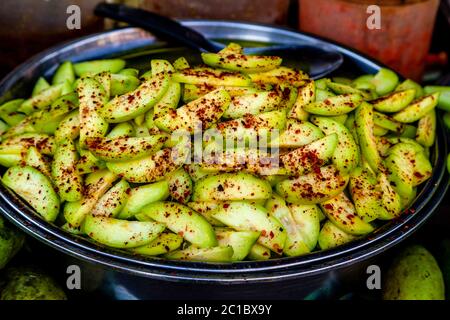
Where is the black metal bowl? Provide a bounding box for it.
[0,22,448,288]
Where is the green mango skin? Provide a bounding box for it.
[0,217,25,270]
[383,245,445,300]
[437,239,450,299]
[1,267,67,300]
[165,246,234,263]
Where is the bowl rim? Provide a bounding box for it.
[0,21,448,283]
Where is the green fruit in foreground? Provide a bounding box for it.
[383,245,445,300]
[1,267,67,300]
[0,216,25,270]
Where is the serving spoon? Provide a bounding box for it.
[94,2,344,79]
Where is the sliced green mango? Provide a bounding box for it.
[1,116,36,139]
[318,220,358,250]
[0,99,26,126]
[280,134,338,176]
[86,135,166,162]
[223,90,281,119]
[0,153,22,168]
[173,67,252,87]
[202,52,282,73]
[83,214,164,249]
[18,84,64,114]
[373,111,404,133]
[165,246,233,262]
[387,142,432,187]
[173,56,190,70]
[212,201,286,254]
[371,68,399,96]
[304,93,363,116]
[51,138,83,202]
[396,79,423,98]
[248,67,308,87]
[192,172,272,201]
[415,110,436,147]
[54,110,80,143]
[320,192,374,235]
[215,228,260,261]
[355,102,382,173]
[400,124,417,139]
[118,180,169,219]
[329,114,348,124]
[349,167,381,222]
[77,77,109,148]
[383,245,445,300]
[265,195,310,256]
[288,204,321,250]
[52,61,75,85]
[288,80,315,121]
[91,179,129,218]
[276,165,348,205]
[217,109,287,145]
[186,201,225,226]
[106,147,182,183]
[167,168,192,204]
[130,233,183,256]
[423,85,450,111]
[31,92,79,134]
[118,68,139,77]
[64,169,117,227]
[270,119,323,148]
[155,89,230,133]
[384,144,415,202]
[24,146,52,180]
[73,59,125,76]
[352,74,376,92]
[31,77,50,97]
[140,201,217,248]
[154,81,181,119]
[2,166,59,222]
[277,84,298,110]
[110,73,140,96]
[100,73,170,123]
[184,163,211,182]
[310,116,359,173]
[0,133,54,155]
[76,148,105,175]
[377,172,402,220]
[247,243,271,260]
[315,88,335,102]
[107,122,135,138]
[392,93,439,123]
[326,81,373,100]
[218,43,243,55]
[371,89,415,113]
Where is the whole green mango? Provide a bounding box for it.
[1,267,67,300]
[383,245,445,300]
[437,239,450,300]
[0,215,25,269]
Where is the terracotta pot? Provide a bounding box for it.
[298,0,440,80]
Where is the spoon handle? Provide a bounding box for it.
[95,2,220,52]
